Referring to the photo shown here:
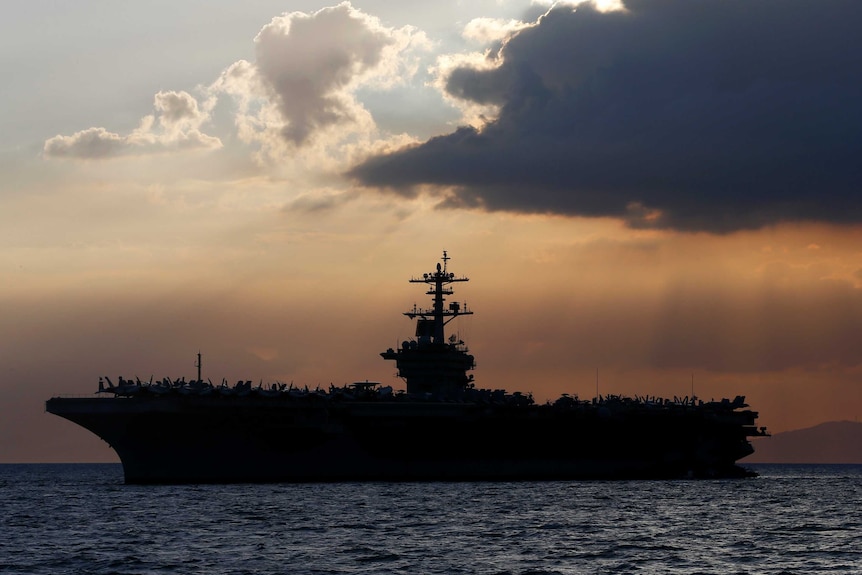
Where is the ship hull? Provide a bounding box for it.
[46,396,757,484]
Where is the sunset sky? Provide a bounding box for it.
[2,0,862,462]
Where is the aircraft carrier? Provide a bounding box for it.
[46,252,768,483]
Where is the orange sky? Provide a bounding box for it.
[4,215,862,462]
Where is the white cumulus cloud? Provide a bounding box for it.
[43,2,430,170]
[44,90,221,160]
[209,2,430,164]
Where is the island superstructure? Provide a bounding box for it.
[46,252,767,483]
[381,250,475,397]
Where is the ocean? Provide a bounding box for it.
[0,464,859,574]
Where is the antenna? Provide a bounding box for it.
[442,250,449,273]
[596,368,599,401]
[196,352,202,383]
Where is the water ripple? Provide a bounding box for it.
[0,464,861,574]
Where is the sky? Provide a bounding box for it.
[2,0,861,462]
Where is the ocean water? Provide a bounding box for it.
[0,464,859,575]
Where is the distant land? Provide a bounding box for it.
[744,421,862,464]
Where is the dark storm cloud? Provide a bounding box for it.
[349,0,862,233]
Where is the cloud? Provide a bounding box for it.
[154,91,207,130]
[43,127,129,159]
[209,2,429,163]
[462,17,531,45]
[44,91,221,159]
[44,3,428,166]
[349,0,862,233]
[285,189,352,213]
[254,2,393,145]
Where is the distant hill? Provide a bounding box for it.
[745,420,862,464]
